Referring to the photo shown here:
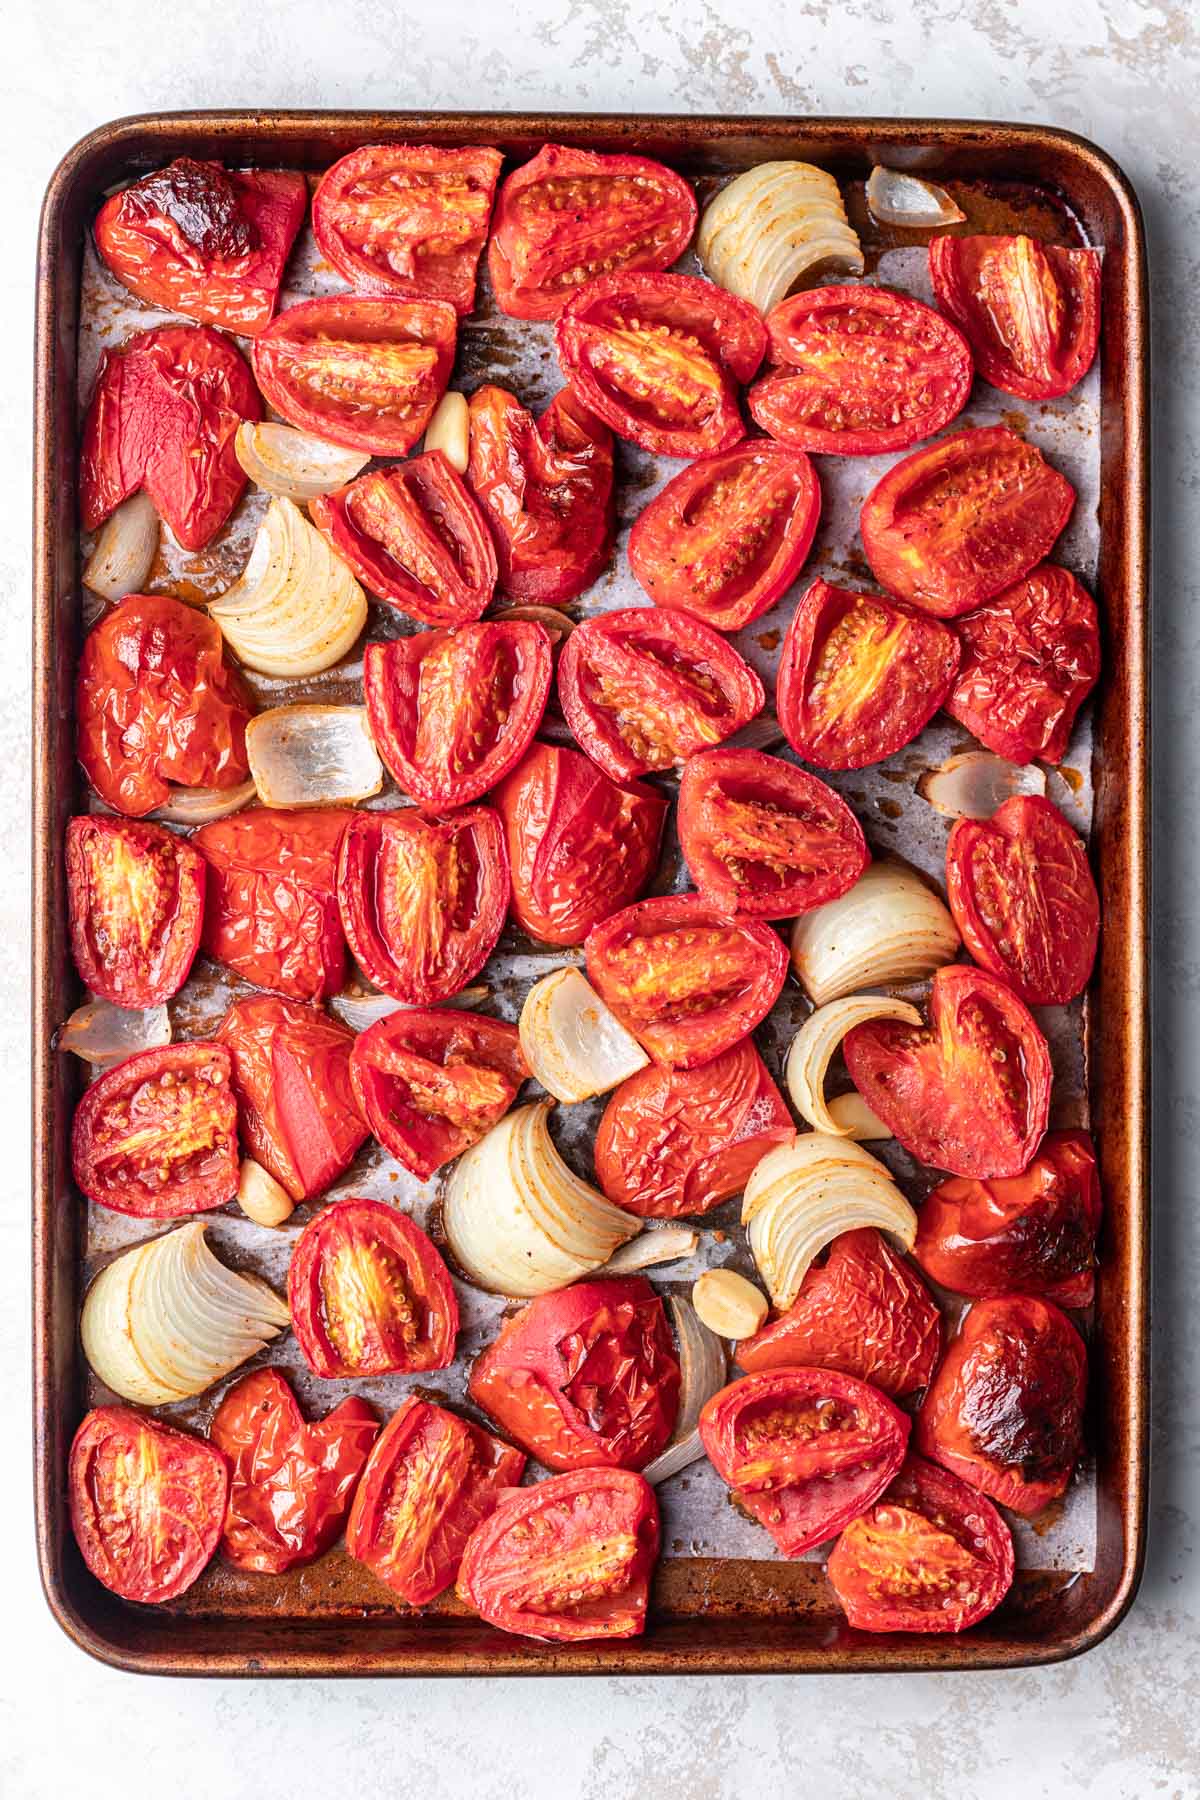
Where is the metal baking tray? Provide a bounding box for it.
[32,111,1149,1676]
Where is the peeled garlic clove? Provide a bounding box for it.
[867,166,966,229]
[234,420,369,500]
[56,998,171,1069]
[423,390,470,473]
[602,1225,699,1275]
[692,1268,769,1340]
[237,1159,295,1228]
[82,492,159,603]
[918,751,1047,820]
[246,704,383,808]
[825,1089,892,1140]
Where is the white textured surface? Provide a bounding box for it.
[2,3,1195,1797]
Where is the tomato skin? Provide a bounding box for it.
[69,1405,229,1604]
[737,1230,942,1399]
[210,1369,379,1575]
[677,745,869,920]
[66,814,205,1008]
[916,1296,1087,1515]
[776,578,961,771]
[72,1042,239,1218]
[487,143,696,322]
[860,425,1076,619]
[930,234,1100,402]
[748,284,974,456]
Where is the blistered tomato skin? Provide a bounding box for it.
[71,1043,239,1218]
[930,234,1101,401]
[66,814,205,1008]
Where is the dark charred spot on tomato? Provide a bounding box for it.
[958,1326,1082,1484]
[128,159,254,259]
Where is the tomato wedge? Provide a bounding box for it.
[844,965,1051,1179]
[66,814,205,1008]
[252,296,456,456]
[350,1009,528,1180]
[930,234,1100,401]
[487,143,696,321]
[776,578,960,771]
[860,426,1076,618]
[557,606,764,783]
[72,1042,238,1218]
[748,284,974,456]
[289,1197,459,1379]
[556,271,767,457]
[362,622,552,808]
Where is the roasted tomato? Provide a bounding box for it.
[350,1009,528,1180]
[469,1278,681,1473]
[252,296,456,456]
[336,807,508,1004]
[627,442,820,633]
[362,622,552,808]
[215,995,366,1203]
[827,1454,1014,1634]
[80,324,260,550]
[66,814,205,1008]
[930,234,1101,402]
[94,159,307,336]
[776,578,961,771]
[466,385,614,604]
[948,564,1101,766]
[347,1396,525,1606]
[557,606,764,783]
[456,1467,660,1643]
[594,1040,792,1218]
[860,426,1076,618]
[748,284,974,456]
[916,1296,1087,1515]
[69,1405,228,1603]
[946,795,1099,1006]
[586,894,788,1069]
[288,1197,459,1379]
[700,1368,910,1557]
[310,454,497,626]
[677,746,869,920]
[312,143,502,313]
[843,965,1051,1180]
[493,743,666,946]
[72,1042,238,1218]
[487,143,696,321]
[914,1131,1102,1308]
[193,807,349,1003]
[556,271,767,458]
[737,1230,942,1399]
[211,1369,378,1575]
[77,593,253,817]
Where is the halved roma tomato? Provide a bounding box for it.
[557,607,764,783]
[346,1396,525,1606]
[336,807,508,1004]
[946,794,1099,1006]
[594,1040,792,1218]
[310,454,497,626]
[916,1295,1087,1515]
[66,814,205,1008]
[556,271,767,457]
[827,1454,1014,1634]
[930,234,1100,401]
[699,1368,910,1557]
[737,1230,942,1399]
[627,441,820,633]
[914,1130,1102,1308]
[77,593,253,817]
[493,743,666,946]
[288,1197,459,1379]
[843,965,1051,1179]
[72,1042,238,1218]
[350,1009,528,1180]
[456,1467,660,1643]
[211,1368,378,1575]
[215,995,367,1203]
[70,1405,228,1603]
[487,143,696,322]
[312,143,503,312]
[860,426,1075,618]
[747,284,974,455]
[585,894,788,1069]
[362,622,552,807]
[776,578,960,771]
[252,296,456,456]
